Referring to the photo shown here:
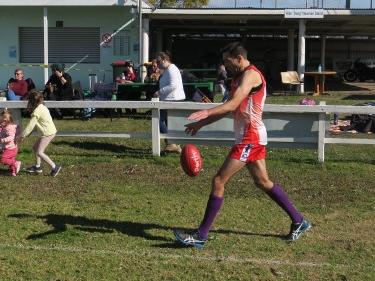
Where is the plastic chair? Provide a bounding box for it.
[280,71,302,94]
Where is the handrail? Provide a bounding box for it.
[2,101,375,114]
[1,101,374,163]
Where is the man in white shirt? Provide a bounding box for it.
[153,51,186,153]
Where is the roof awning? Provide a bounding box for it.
[148,9,375,37]
[0,0,151,7]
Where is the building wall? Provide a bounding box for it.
[0,6,139,90]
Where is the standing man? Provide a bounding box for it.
[216,63,230,102]
[153,51,185,154]
[174,42,311,248]
[7,69,28,100]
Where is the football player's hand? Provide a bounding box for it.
[187,109,209,121]
[185,122,202,136]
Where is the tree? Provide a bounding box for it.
[148,0,209,8]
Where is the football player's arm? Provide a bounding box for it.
[185,113,227,136]
[187,70,262,122]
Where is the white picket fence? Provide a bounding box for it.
[1,100,375,162]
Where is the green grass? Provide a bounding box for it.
[213,89,375,105]
[1,93,375,280]
[266,91,375,105]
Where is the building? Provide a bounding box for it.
[0,0,374,90]
[0,0,149,90]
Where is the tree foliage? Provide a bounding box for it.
[148,0,209,8]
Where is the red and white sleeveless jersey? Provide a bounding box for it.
[230,65,267,145]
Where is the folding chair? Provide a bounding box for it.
[280,71,302,94]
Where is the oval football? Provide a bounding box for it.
[180,144,202,177]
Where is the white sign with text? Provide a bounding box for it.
[285,9,324,19]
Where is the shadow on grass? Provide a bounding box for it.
[53,140,152,158]
[9,213,170,242]
[324,158,375,165]
[268,157,319,165]
[342,94,375,100]
[272,156,374,166]
[0,169,11,176]
[8,213,284,244]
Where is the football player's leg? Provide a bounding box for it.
[175,156,245,248]
[246,159,273,191]
[247,159,304,224]
[211,156,246,197]
[198,157,246,239]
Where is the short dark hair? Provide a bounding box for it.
[220,42,248,59]
[124,61,133,67]
[157,51,172,62]
[8,78,16,84]
[50,64,63,72]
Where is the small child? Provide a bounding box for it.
[0,109,21,176]
[18,90,61,177]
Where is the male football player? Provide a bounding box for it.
[174,42,311,248]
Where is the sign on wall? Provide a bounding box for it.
[9,46,17,58]
[285,9,324,19]
[101,33,112,48]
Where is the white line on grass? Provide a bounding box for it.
[0,242,356,269]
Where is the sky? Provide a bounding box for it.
[206,0,373,9]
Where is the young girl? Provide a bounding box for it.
[0,109,21,176]
[19,90,61,177]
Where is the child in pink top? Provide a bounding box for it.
[0,109,21,176]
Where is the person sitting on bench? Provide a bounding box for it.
[6,69,29,101]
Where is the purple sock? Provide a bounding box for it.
[266,183,303,224]
[198,194,224,239]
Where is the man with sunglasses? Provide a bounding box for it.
[7,69,28,100]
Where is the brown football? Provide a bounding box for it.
[180,144,202,177]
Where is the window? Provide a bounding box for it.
[19,27,100,63]
[113,30,130,56]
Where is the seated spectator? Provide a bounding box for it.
[43,64,73,118]
[116,62,137,83]
[180,69,199,83]
[44,64,73,101]
[145,59,161,83]
[123,62,138,114]
[6,69,28,100]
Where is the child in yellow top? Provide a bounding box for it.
[18,90,61,177]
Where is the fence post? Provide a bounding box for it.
[151,107,161,156]
[318,101,326,162]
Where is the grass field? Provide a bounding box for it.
[0,93,374,280]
